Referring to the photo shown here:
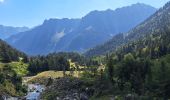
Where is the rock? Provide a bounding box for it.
[0,95,5,100]
[125,94,137,100]
[42,77,90,100]
[80,93,88,100]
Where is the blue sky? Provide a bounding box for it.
[0,0,169,27]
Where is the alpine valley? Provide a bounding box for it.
[1,1,170,100]
[6,3,156,55]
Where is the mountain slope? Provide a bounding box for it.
[0,39,28,97]
[96,2,170,98]
[85,2,170,57]
[7,19,81,55]
[6,3,156,55]
[66,3,156,52]
[0,25,28,40]
[0,39,27,62]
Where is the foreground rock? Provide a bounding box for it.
[41,77,94,100]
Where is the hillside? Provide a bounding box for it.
[0,25,28,40]
[0,39,28,97]
[1,1,170,100]
[0,39,27,62]
[74,2,170,99]
[7,18,80,55]
[85,2,170,57]
[6,3,156,55]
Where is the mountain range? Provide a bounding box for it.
[85,2,170,57]
[0,25,28,40]
[6,3,156,55]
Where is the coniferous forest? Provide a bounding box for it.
[1,1,170,100]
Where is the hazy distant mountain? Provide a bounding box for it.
[66,3,156,52]
[85,2,170,57]
[0,25,28,40]
[6,3,156,55]
[7,18,81,55]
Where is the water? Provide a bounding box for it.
[26,84,45,100]
[4,77,45,100]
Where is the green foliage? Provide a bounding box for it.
[85,1,170,57]
[106,54,117,85]
[99,4,170,97]
[42,91,58,100]
[28,52,99,74]
[104,52,170,99]
[8,62,28,76]
[0,39,28,96]
[0,39,27,63]
[0,64,27,96]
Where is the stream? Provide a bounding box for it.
[26,84,45,100]
[4,84,45,100]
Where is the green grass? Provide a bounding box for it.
[26,71,83,85]
[8,62,28,76]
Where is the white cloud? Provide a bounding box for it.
[0,0,4,3]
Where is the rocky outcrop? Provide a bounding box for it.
[41,77,94,100]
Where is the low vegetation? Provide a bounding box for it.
[0,62,27,96]
[27,71,83,85]
[28,52,99,74]
[8,62,28,76]
[1,2,170,100]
